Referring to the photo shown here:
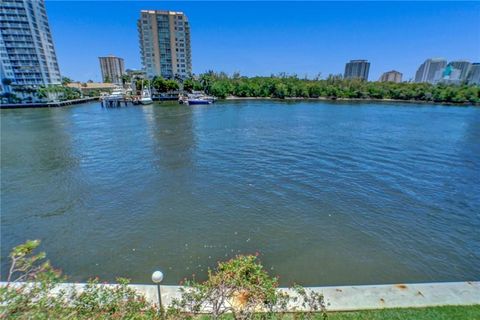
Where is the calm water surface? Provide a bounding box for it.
[1,100,479,285]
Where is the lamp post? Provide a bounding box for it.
[152,270,164,316]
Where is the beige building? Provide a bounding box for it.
[379,70,403,83]
[137,10,192,79]
[99,56,125,84]
[67,82,118,95]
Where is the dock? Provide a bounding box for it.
[0,97,98,109]
[100,97,133,108]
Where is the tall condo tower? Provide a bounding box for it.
[99,55,125,84]
[467,63,480,85]
[379,70,403,83]
[414,58,447,84]
[0,0,61,93]
[446,60,471,81]
[344,60,370,80]
[137,10,192,79]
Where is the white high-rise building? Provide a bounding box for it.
[467,63,480,85]
[138,10,192,79]
[447,60,471,81]
[0,0,61,93]
[414,58,447,84]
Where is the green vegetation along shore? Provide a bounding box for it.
[181,72,480,104]
[3,72,480,105]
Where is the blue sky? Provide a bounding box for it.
[45,1,480,82]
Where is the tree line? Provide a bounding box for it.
[183,72,480,104]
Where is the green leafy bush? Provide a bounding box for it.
[169,255,326,320]
[0,240,158,319]
[1,241,326,319]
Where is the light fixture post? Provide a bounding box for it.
[151,270,164,316]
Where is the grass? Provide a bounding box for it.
[196,306,480,320]
[3,305,479,319]
[326,305,480,320]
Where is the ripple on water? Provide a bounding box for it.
[1,100,479,285]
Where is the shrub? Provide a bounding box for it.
[169,255,326,320]
[0,240,158,319]
[1,241,327,319]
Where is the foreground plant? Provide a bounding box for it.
[1,241,326,319]
[169,255,326,320]
[0,240,158,319]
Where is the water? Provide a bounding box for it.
[1,100,479,286]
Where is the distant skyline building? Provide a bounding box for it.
[440,64,462,84]
[467,63,480,85]
[379,70,402,83]
[414,58,447,84]
[99,55,125,84]
[344,60,370,80]
[0,0,61,93]
[446,60,471,81]
[137,10,192,79]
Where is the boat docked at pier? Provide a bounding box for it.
[104,87,126,101]
[100,87,129,107]
[139,88,153,105]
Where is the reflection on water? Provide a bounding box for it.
[1,101,479,285]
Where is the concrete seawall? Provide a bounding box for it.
[1,281,479,312]
[0,97,98,109]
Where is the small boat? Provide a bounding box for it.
[186,91,215,105]
[140,88,153,105]
[100,87,127,107]
[104,87,125,101]
[188,98,212,105]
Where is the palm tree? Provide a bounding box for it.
[61,77,73,86]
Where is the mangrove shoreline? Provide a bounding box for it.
[224,95,480,106]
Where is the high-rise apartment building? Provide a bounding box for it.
[446,60,471,81]
[0,0,61,93]
[440,64,462,84]
[379,70,402,83]
[344,60,370,80]
[137,10,192,79]
[467,63,480,85]
[414,58,447,84]
[99,55,125,84]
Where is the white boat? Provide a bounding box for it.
[140,88,153,105]
[186,91,215,105]
[104,87,125,101]
[100,87,127,107]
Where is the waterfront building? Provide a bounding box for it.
[379,70,402,83]
[467,63,480,85]
[67,82,118,95]
[0,0,61,94]
[137,10,192,79]
[414,58,447,84]
[446,60,471,81]
[99,55,125,84]
[344,60,370,80]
